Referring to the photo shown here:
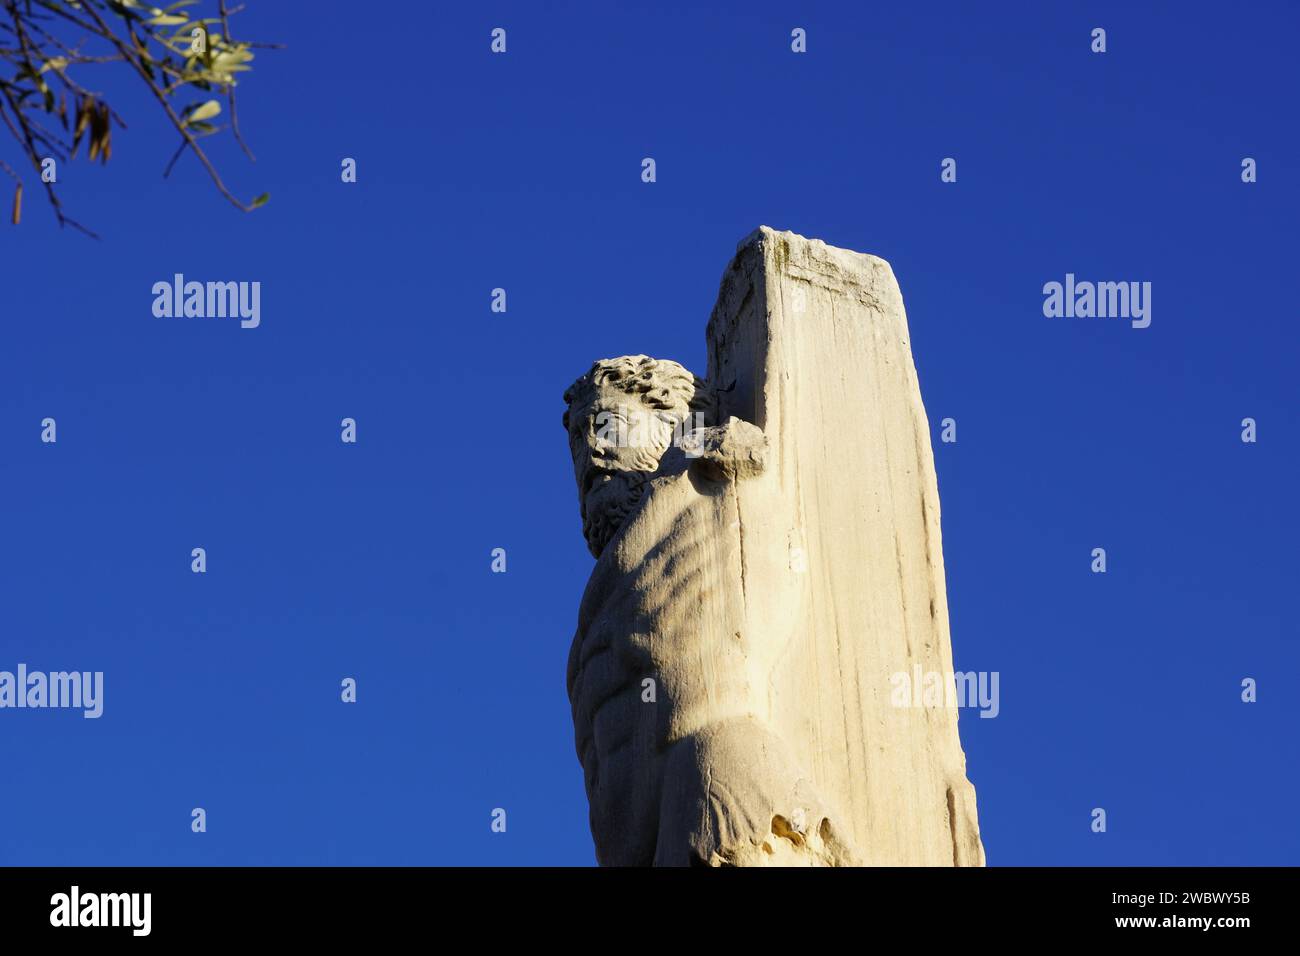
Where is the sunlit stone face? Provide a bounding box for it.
[566,388,678,558]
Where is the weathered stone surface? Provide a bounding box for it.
[562,227,984,866]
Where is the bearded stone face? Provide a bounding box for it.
[565,388,681,558]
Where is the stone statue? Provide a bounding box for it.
[562,228,986,867]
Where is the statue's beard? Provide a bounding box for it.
[581,467,652,558]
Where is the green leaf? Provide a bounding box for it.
[249,192,270,209]
[181,99,221,126]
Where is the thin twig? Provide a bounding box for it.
[218,0,252,159]
[0,86,97,236]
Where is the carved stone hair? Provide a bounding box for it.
[562,355,716,431]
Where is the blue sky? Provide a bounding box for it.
[1,0,1296,865]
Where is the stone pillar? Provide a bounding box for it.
[705,227,984,865]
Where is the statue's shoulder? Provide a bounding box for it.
[574,417,766,626]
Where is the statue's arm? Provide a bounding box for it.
[682,416,767,482]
